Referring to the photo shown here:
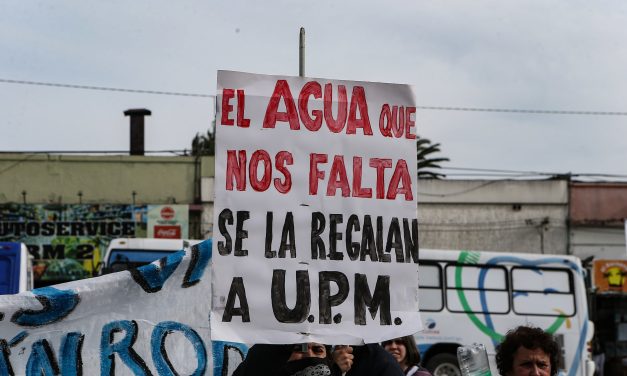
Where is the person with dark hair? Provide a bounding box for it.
[278,342,334,376]
[382,336,432,376]
[234,342,334,376]
[495,326,560,376]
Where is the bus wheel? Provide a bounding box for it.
[425,353,461,376]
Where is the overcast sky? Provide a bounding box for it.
[2,0,627,179]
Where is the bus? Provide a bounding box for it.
[416,248,595,376]
[0,242,34,294]
[100,238,203,274]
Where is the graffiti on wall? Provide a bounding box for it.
[0,204,147,283]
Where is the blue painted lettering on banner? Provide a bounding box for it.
[8,331,28,347]
[130,251,185,293]
[0,339,14,376]
[60,332,84,376]
[212,341,248,376]
[25,339,60,375]
[100,320,152,376]
[182,240,212,288]
[151,321,207,376]
[12,287,80,327]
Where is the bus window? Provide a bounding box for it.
[445,264,509,314]
[511,267,576,316]
[419,263,443,312]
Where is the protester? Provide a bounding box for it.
[332,344,405,375]
[495,326,559,376]
[234,342,404,376]
[278,343,334,376]
[382,336,432,376]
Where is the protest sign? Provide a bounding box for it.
[211,71,422,345]
[0,240,248,375]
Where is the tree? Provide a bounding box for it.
[417,136,449,179]
[190,129,215,156]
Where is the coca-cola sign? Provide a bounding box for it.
[160,206,175,220]
[154,225,181,239]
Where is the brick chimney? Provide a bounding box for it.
[124,108,151,156]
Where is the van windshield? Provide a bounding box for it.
[106,249,179,273]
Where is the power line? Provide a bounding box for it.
[416,106,627,116]
[0,78,215,98]
[2,77,627,115]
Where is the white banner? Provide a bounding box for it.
[211,71,422,345]
[0,240,248,375]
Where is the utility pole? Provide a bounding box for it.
[299,27,305,77]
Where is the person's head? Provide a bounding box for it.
[287,343,329,362]
[495,326,559,376]
[382,336,421,369]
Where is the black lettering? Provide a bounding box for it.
[107,222,121,236]
[70,222,85,236]
[377,216,389,262]
[311,212,326,260]
[329,214,344,260]
[403,218,419,263]
[41,222,55,236]
[386,218,404,262]
[15,223,25,237]
[218,209,234,256]
[26,222,39,236]
[85,222,99,236]
[360,216,378,262]
[43,244,65,259]
[75,244,94,259]
[271,270,310,323]
[354,274,391,325]
[27,244,40,259]
[265,212,275,258]
[122,221,135,236]
[346,214,360,261]
[319,271,349,324]
[278,212,296,258]
[222,277,250,322]
[234,211,249,256]
[57,222,70,236]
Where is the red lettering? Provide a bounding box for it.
[387,160,413,201]
[226,150,247,191]
[369,158,393,199]
[352,156,372,198]
[249,150,272,192]
[405,107,416,139]
[379,104,392,137]
[274,151,293,193]
[263,80,300,130]
[298,81,323,131]
[237,90,250,127]
[221,89,235,126]
[309,153,328,195]
[391,106,404,138]
[327,156,350,197]
[324,84,347,133]
[346,86,372,135]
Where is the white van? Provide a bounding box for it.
[416,249,595,376]
[101,238,203,274]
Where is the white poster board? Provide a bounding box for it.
[211,71,421,345]
[0,240,248,375]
